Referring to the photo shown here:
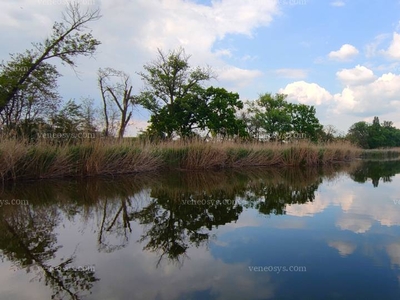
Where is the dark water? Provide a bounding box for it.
[1,160,400,299]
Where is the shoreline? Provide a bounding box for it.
[1,138,397,183]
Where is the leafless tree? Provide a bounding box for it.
[98,68,137,138]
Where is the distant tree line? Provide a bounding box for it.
[347,117,400,149]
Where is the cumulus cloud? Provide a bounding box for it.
[123,0,279,56]
[0,0,280,117]
[279,81,333,105]
[382,32,400,60]
[333,72,400,115]
[218,66,263,87]
[275,68,308,79]
[336,65,376,86]
[278,71,400,117]
[328,44,359,61]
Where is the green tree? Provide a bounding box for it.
[245,93,321,142]
[347,121,370,148]
[0,3,101,114]
[368,116,383,148]
[49,99,85,143]
[138,48,213,138]
[145,86,246,139]
[247,93,291,141]
[0,55,61,137]
[289,103,322,142]
[199,87,246,139]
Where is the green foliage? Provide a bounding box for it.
[289,103,322,142]
[0,3,101,115]
[244,93,322,142]
[0,52,61,133]
[139,49,245,140]
[138,47,213,115]
[51,100,84,134]
[146,86,247,139]
[347,117,400,149]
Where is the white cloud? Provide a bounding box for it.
[279,81,333,105]
[336,65,376,86]
[125,119,150,136]
[328,44,359,61]
[0,0,280,117]
[365,33,391,58]
[386,243,400,268]
[286,194,329,217]
[328,241,357,257]
[330,1,345,7]
[275,68,308,79]
[336,215,373,234]
[382,32,400,59]
[241,54,258,62]
[333,72,400,115]
[279,71,400,117]
[218,66,263,87]
[214,48,233,57]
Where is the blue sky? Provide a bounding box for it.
[2,0,400,135]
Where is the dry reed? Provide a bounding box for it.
[0,137,362,181]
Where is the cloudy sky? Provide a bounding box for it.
[2,0,400,135]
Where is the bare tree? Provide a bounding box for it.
[80,97,100,135]
[98,68,137,138]
[0,2,101,114]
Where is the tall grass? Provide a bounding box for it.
[361,148,400,160]
[156,140,361,169]
[0,138,361,181]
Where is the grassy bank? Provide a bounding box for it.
[0,138,361,181]
[361,148,400,160]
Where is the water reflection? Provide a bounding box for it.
[1,160,400,299]
[0,205,98,299]
[349,159,400,187]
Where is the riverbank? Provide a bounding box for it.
[0,139,362,181]
[361,148,400,160]
[0,138,362,181]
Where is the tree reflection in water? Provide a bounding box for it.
[348,159,400,187]
[0,162,367,298]
[0,205,98,300]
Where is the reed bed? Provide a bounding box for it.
[361,148,400,160]
[0,138,362,181]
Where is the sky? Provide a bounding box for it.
[1,0,400,136]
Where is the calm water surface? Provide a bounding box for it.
[1,160,400,299]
